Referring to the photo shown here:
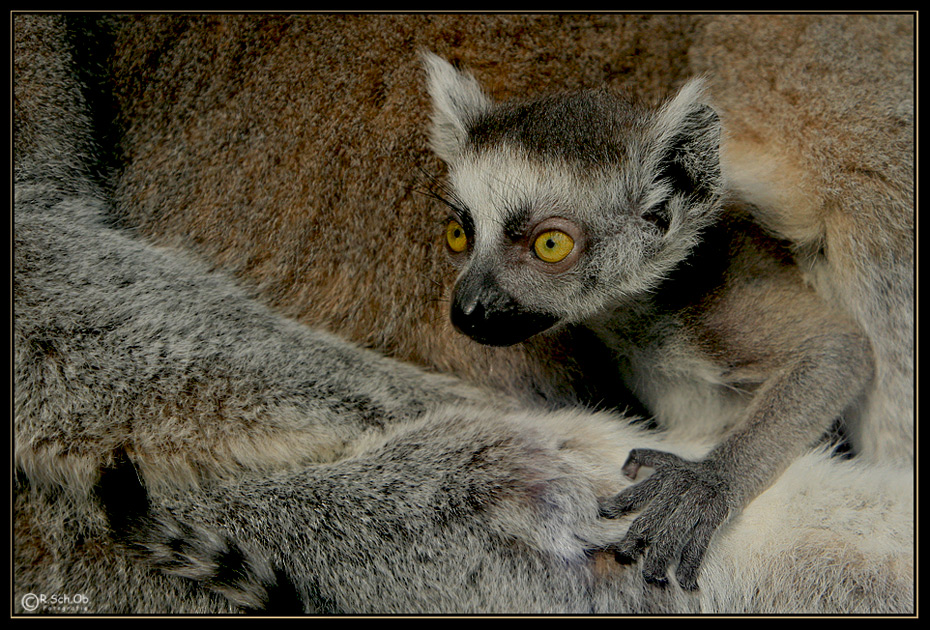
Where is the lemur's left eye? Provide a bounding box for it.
[446,220,468,253]
[533,230,574,263]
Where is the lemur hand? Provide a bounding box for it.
[598,448,733,591]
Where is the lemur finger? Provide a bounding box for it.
[621,448,685,478]
[608,515,652,564]
[607,474,682,563]
[641,541,678,588]
[639,505,696,588]
[675,508,725,591]
[597,474,663,518]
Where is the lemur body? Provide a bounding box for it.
[424,53,874,589]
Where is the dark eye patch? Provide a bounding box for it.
[502,205,531,242]
[456,207,475,238]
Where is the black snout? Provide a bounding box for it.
[450,271,558,347]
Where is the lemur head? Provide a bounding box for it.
[423,52,724,347]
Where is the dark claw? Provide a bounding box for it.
[597,499,616,519]
[677,572,700,592]
[610,534,647,564]
[643,572,669,589]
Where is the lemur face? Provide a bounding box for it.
[423,53,722,347]
[440,146,660,346]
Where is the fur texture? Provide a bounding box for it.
[13,13,914,614]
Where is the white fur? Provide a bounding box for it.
[421,51,492,163]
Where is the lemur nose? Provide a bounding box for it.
[450,291,488,337]
[449,271,559,347]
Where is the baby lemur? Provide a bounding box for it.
[423,53,874,591]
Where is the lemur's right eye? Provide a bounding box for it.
[533,230,574,263]
[445,220,468,253]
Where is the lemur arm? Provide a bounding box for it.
[599,256,875,591]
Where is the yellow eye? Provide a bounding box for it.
[446,220,468,253]
[533,230,574,263]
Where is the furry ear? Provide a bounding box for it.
[649,78,722,204]
[421,51,492,164]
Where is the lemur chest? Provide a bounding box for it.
[592,315,757,441]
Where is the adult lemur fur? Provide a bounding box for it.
[423,53,889,590]
[13,14,913,614]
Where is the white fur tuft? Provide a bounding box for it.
[421,51,492,163]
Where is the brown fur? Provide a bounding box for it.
[104,14,700,404]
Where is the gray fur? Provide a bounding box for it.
[13,16,913,615]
